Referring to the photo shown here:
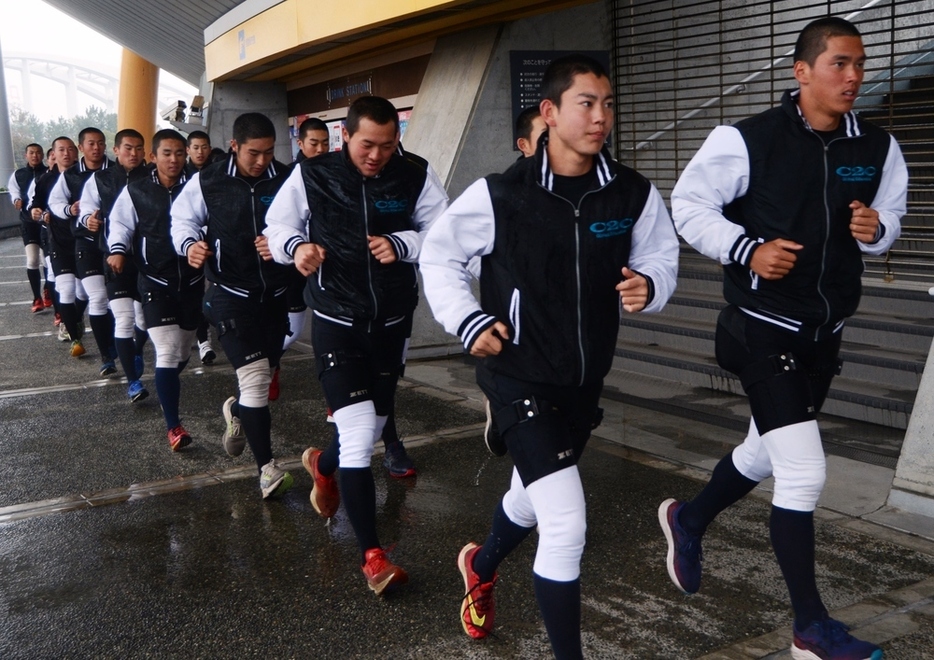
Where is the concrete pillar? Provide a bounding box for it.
[208,81,290,163]
[0,37,17,188]
[888,324,934,517]
[118,49,159,142]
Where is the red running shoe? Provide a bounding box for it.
[31,298,43,313]
[167,425,192,451]
[302,447,339,518]
[361,547,408,595]
[458,542,496,639]
[43,288,54,308]
[53,312,62,327]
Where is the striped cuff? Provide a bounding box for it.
[457,310,498,352]
[285,235,306,259]
[110,243,129,255]
[630,269,655,307]
[180,237,197,257]
[730,235,759,267]
[386,233,408,261]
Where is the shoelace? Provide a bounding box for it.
[229,417,242,437]
[677,533,703,564]
[815,619,853,647]
[462,581,496,636]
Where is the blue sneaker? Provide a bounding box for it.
[127,380,149,403]
[134,354,145,380]
[99,361,117,377]
[383,440,416,478]
[792,617,883,660]
[658,498,702,594]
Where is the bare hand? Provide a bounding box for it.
[368,235,397,264]
[69,201,80,217]
[616,267,648,312]
[186,240,213,268]
[850,200,880,243]
[87,210,102,232]
[749,238,803,280]
[31,207,43,221]
[255,235,272,261]
[294,242,326,276]
[107,254,125,274]
[42,212,50,225]
[14,199,23,210]
[470,321,510,357]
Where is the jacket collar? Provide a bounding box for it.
[783,88,862,137]
[225,152,279,179]
[77,156,111,173]
[150,167,188,188]
[533,131,615,191]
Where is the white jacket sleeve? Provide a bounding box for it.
[263,165,310,265]
[628,184,680,313]
[170,173,209,257]
[671,125,753,266]
[78,176,101,229]
[48,174,73,219]
[8,172,21,205]
[419,178,496,350]
[107,187,137,255]
[858,134,907,256]
[384,165,449,263]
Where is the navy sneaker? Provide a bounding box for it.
[483,397,507,457]
[383,440,416,478]
[792,617,883,660]
[134,354,145,380]
[127,380,149,403]
[658,498,702,594]
[99,361,117,377]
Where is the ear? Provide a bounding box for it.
[540,99,558,128]
[229,138,238,153]
[793,60,809,86]
[341,126,351,143]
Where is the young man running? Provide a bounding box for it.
[80,128,152,402]
[172,113,295,499]
[660,17,906,660]
[419,55,679,658]
[8,142,49,312]
[265,95,447,593]
[108,129,202,451]
[184,130,217,366]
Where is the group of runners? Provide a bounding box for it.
[7,17,907,660]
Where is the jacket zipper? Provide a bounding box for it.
[362,180,378,322]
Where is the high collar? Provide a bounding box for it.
[532,130,615,191]
[781,88,863,137]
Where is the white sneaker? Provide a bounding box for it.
[57,324,70,342]
[199,341,216,365]
[260,459,293,499]
[221,396,246,457]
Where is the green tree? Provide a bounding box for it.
[8,105,119,168]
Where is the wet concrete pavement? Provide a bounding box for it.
[1,235,933,659]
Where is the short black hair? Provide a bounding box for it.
[232,113,276,144]
[77,127,105,144]
[345,96,398,137]
[794,17,862,66]
[299,118,328,139]
[515,106,542,141]
[209,147,227,164]
[151,129,186,153]
[25,143,43,153]
[187,130,210,146]
[52,136,75,150]
[114,129,144,148]
[540,54,609,107]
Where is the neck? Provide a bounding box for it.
[797,93,843,132]
[157,172,180,188]
[546,140,595,177]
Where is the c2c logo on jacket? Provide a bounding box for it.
[260,195,276,206]
[835,165,877,183]
[589,218,633,239]
[375,199,408,214]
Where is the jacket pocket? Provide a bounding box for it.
[215,239,222,272]
[141,237,149,264]
[317,262,325,290]
[508,288,521,345]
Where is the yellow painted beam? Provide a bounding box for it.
[118,49,159,143]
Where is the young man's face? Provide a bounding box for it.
[25,146,44,167]
[231,136,276,178]
[795,35,866,124]
[79,132,107,166]
[187,138,211,168]
[298,129,329,159]
[517,115,547,158]
[542,72,613,161]
[115,137,145,170]
[53,139,77,171]
[152,139,187,181]
[342,118,398,178]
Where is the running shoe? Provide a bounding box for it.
[361,547,408,595]
[458,542,496,639]
[31,298,43,313]
[127,380,148,403]
[302,447,339,518]
[383,440,417,478]
[483,397,507,456]
[658,498,702,594]
[792,617,883,660]
[221,396,246,457]
[43,288,53,308]
[167,425,191,451]
[57,324,69,342]
[259,459,294,499]
[198,340,215,365]
[134,354,145,380]
[268,366,280,401]
[99,361,117,377]
[70,339,85,358]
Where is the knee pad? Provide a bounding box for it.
[236,360,271,408]
[283,311,306,351]
[527,467,587,581]
[763,420,826,512]
[134,301,146,331]
[109,298,136,338]
[74,278,87,302]
[81,275,109,315]
[56,274,76,303]
[148,325,183,368]
[333,401,377,469]
[502,467,537,528]
[731,419,773,482]
[25,244,41,270]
